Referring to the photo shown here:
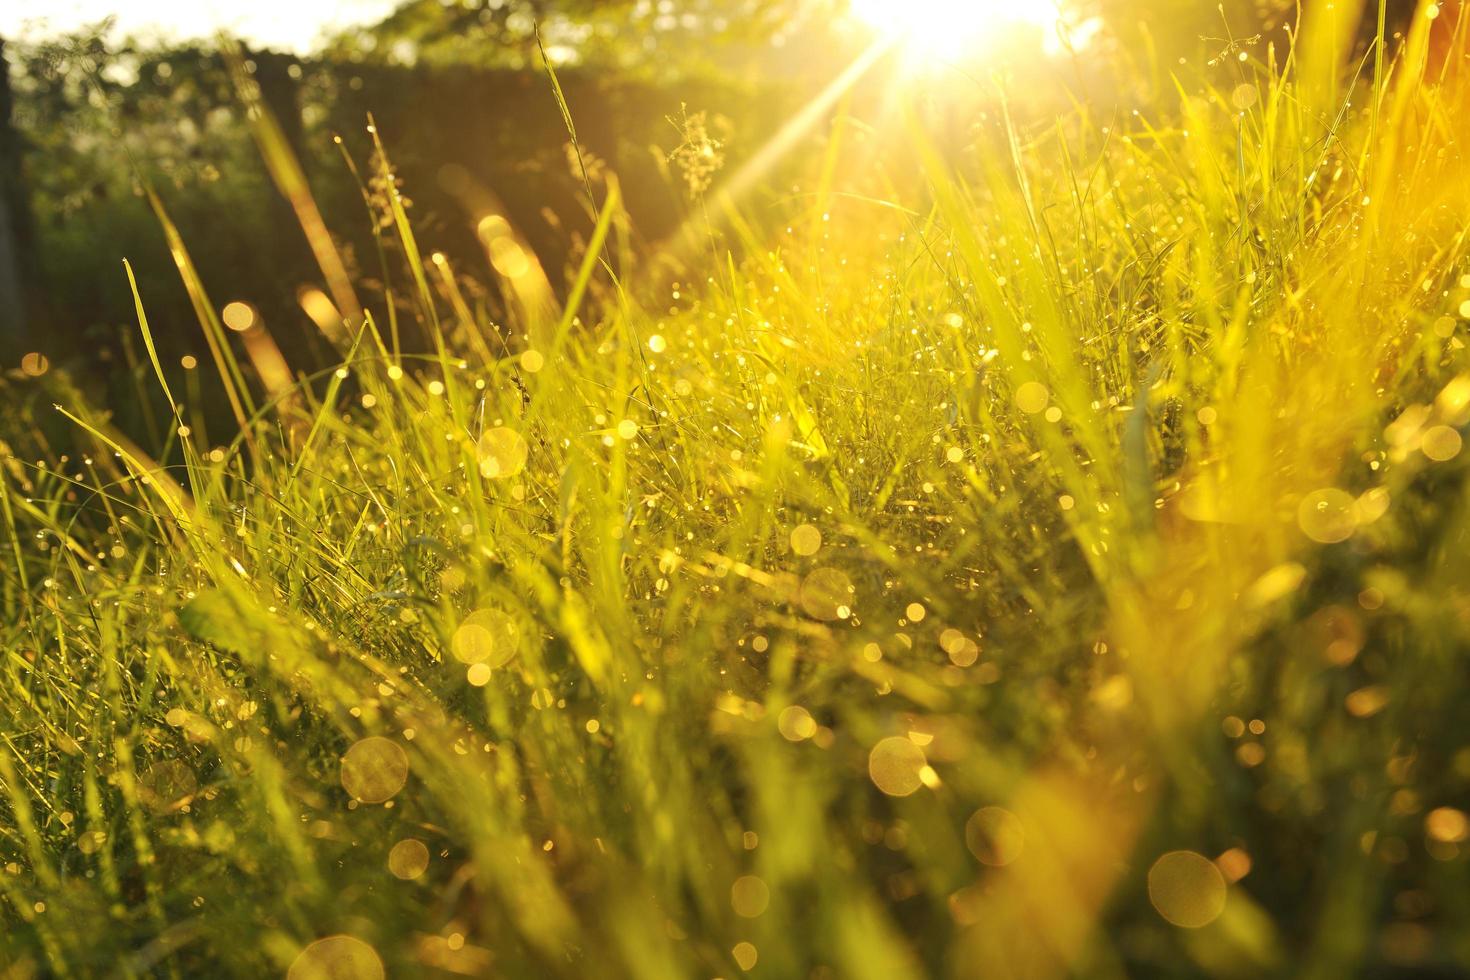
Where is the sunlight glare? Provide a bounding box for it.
[849,0,1096,61]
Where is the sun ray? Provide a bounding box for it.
[848,0,1098,62]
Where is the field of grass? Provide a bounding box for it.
[4,4,1470,977]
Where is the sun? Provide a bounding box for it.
[848,0,1085,62]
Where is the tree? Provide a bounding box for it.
[327,0,798,77]
[0,37,34,355]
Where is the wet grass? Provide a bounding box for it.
[4,6,1470,977]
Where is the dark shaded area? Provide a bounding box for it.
[0,39,38,356]
[7,43,800,370]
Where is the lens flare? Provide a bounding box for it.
[848,0,1097,61]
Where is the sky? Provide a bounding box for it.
[0,0,403,53]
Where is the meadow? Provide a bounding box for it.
[3,2,1470,977]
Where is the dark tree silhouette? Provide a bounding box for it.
[0,37,35,354]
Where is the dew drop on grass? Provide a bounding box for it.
[1297,488,1357,544]
[387,838,430,880]
[965,807,1025,866]
[1147,851,1226,928]
[287,935,384,980]
[340,737,409,804]
[477,427,528,480]
[789,523,822,556]
[868,736,927,797]
[519,349,545,373]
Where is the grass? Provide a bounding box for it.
[5,4,1470,977]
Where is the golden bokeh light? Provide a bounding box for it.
[450,608,520,667]
[296,286,343,341]
[799,567,855,621]
[287,935,384,980]
[19,352,49,377]
[1425,807,1470,844]
[388,838,430,880]
[488,235,531,279]
[965,806,1025,866]
[940,628,980,667]
[340,737,410,804]
[1148,851,1227,928]
[1297,488,1358,544]
[789,523,823,557]
[477,426,528,480]
[1346,685,1389,718]
[221,300,257,332]
[731,941,758,971]
[868,736,928,797]
[730,875,770,918]
[1014,381,1050,415]
[1216,848,1252,883]
[1422,425,1463,462]
[777,705,818,741]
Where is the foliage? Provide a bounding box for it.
[3,2,1470,978]
[5,20,817,374]
[325,0,803,74]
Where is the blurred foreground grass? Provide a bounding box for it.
[5,5,1470,977]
